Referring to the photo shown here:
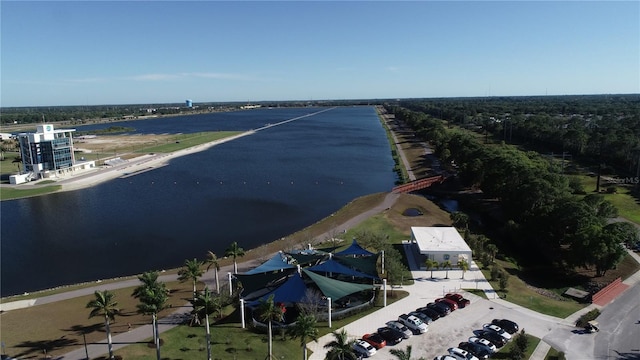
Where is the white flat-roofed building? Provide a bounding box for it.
[13,124,95,183]
[411,226,472,266]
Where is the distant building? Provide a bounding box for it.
[13,124,95,184]
[186,99,193,108]
[411,227,472,266]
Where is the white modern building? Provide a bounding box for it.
[11,124,95,184]
[411,226,472,267]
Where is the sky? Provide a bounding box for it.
[1,1,639,107]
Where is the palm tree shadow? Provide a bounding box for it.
[63,323,104,336]
[13,337,78,358]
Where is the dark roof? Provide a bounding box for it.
[308,258,379,280]
[334,239,376,257]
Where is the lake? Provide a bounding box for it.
[0,106,396,296]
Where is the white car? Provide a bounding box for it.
[483,323,512,341]
[353,339,377,357]
[434,356,457,360]
[448,347,479,360]
[468,337,497,353]
[398,314,428,334]
[386,320,413,339]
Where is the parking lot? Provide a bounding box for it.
[307,243,574,359]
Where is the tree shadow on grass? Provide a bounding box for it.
[62,323,104,336]
[13,337,78,358]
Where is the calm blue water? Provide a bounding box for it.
[0,106,396,296]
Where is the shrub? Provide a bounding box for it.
[576,309,600,328]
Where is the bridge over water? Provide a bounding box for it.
[391,175,446,193]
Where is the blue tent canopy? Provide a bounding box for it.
[307,259,379,280]
[245,252,296,274]
[334,239,376,257]
[246,273,308,306]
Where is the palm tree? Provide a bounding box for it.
[225,241,245,274]
[86,290,119,360]
[457,258,469,279]
[323,329,357,360]
[205,250,220,293]
[288,313,318,360]
[425,258,438,279]
[257,294,284,360]
[390,344,413,360]
[486,243,498,263]
[132,271,169,360]
[190,287,215,360]
[441,260,452,279]
[178,258,204,299]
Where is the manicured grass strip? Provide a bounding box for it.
[0,185,62,201]
[492,333,540,359]
[570,174,640,224]
[141,131,242,153]
[481,260,585,318]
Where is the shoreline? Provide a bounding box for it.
[4,130,255,195]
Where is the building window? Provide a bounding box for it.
[443,254,450,261]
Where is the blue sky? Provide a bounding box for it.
[1,1,638,107]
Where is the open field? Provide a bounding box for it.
[571,174,640,223]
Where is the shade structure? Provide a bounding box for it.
[334,254,379,278]
[235,270,293,297]
[246,272,308,306]
[245,252,296,274]
[334,239,376,256]
[307,258,379,280]
[302,269,373,300]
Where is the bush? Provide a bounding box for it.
[576,309,600,328]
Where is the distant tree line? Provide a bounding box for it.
[386,102,638,277]
[395,94,640,176]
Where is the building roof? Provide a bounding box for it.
[411,227,472,253]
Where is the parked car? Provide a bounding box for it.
[362,332,387,349]
[427,301,451,316]
[434,356,457,360]
[458,341,491,360]
[398,314,428,334]
[468,337,497,353]
[448,347,479,360]
[436,297,459,311]
[491,318,519,334]
[478,330,507,347]
[353,339,377,357]
[445,293,471,308]
[409,310,433,324]
[377,326,404,345]
[483,323,512,341]
[416,306,441,320]
[386,320,413,339]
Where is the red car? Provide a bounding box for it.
[445,293,471,308]
[362,333,387,349]
[436,297,458,311]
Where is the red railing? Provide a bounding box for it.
[392,175,445,193]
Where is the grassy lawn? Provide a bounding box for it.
[491,333,540,360]
[481,260,585,318]
[544,346,565,360]
[570,174,640,224]
[0,281,195,359]
[112,291,409,360]
[136,131,242,154]
[0,185,63,201]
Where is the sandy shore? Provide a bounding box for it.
[20,130,255,193]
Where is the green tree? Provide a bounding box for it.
[258,294,284,360]
[288,313,319,360]
[425,258,438,279]
[450,212,469,230]
[499,272,510,292]
[225,241,245,274]
[457,258,469,279]
[205,250,220,293]
[441,260,452,279]
[389,345,413,360]
[323,329,357,360]
[86,290,119,360]
[132,271,169,360]
[486,243,498,263]
[178,258,204,300]
[190,287,216,360]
